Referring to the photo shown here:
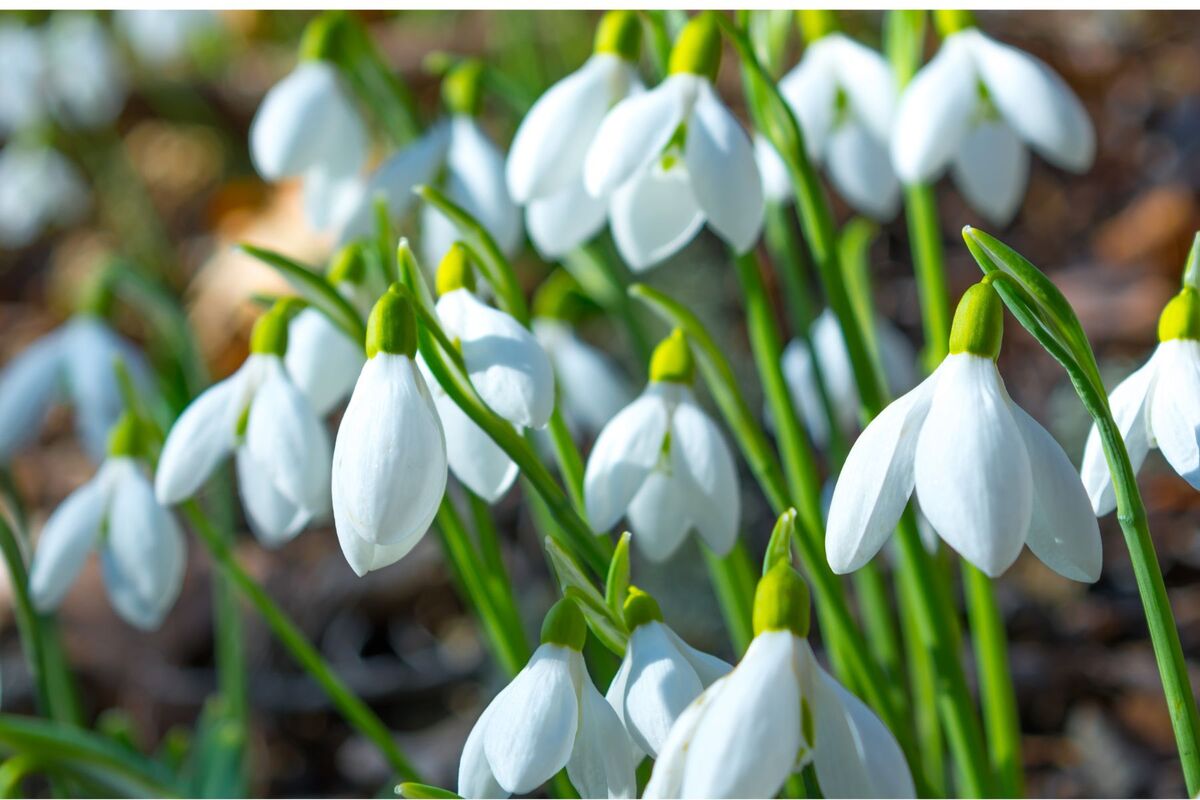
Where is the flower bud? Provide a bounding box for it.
[623,586,664,630]
[668,12,721,81]
[106,411,148,459]
[366,286,419,359]
[540,597,587,650]
[594,10,642,62]
[250,298,304,356]
[435,243,477,297]
[649,329,696,385]
[948,281,1004,360]
[752,560,810,638]
[933,9,976,36]
[797,9,837,42]
[327,242,367,286]
[442,59,485,117]
[299,12,342,62]
[1158,288,1200,342]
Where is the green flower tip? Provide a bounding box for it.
[435,243,476,296]
[442,59,485,117]
[1159,288,1200,342]
[299,12,343,61]
[327,242,367,286]
[532,270,592,322]
[668,11,721,81]
[796,9,838,42]
[623,586,664,630]
[540,597,587,650]
[106,411,149,459]
[752,560,811,638]
[249,298,304,357]
[78,270,114,317]
[594,10,642,62]
[649,329,695,385]
[948,281,1004,360]
[933,9,976,36]
[366,285,418,359]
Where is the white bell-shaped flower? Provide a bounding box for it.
[756,30,900,221]
[891,22,1093,225]
[30,414,185,630]
[1082,285,1200,515]
[645,562,914,799]
[507,11,643,259]
[782,309,917,447]
[114,10,218,68]
[156,302,332,547]
[459,598,636,799]
[606,587,731,759]
[583,13,763,271]
[534,318,633,436]
[0,143,89,248]
[44,13,126,130]
[331,287,447,575]
[0,22,47,136]
[0,313,147,462]
[584,330,739,561]
[826,282,1101,580]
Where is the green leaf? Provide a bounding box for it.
[185,697,246,798]
[605,532,632,618]
[763,509,798,575]
[238,244,366,346]
[544,537,627,656]
[399,782,462,799]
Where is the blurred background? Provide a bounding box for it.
[1,9,1199,798]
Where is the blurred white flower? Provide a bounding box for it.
[115,10,218,68]
[0,23,47,136]
[584,331,739,561]
[44,14,127,129]
[0,143,89,248]
[891,26,1094,225]
[583,13,763,271]
[534,318,633,436]
[756,33,901,221]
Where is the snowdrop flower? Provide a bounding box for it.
[156,301,332,547]
[585,330,739,561]
[506,11,643,259]
[891,13,1094,225]
[421,246,553,502]
[755,14,901,221]
[534,318,633,436]
[339,61,521,268]
[285,245,382,415]
[645,561,914,799]
[0,143,89,248]
[115,10,218,68]
[606,587,731,759]
[583,12,764,271]
[30,413,184,630]
[826,281,1102,580]
[782,309,917,447]
[44,14,127,130]
[332,286,447,575]
[459,598,636,799]
[0,312,147,462]
[0,23,47,136]
[1082,280,1200,515]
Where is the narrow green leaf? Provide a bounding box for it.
[399,781,462,799]
[763,508,798,575]
[544,537,627,655]
[238,244,366,345]
[605,532,632,618]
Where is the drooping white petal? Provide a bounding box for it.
[669,393,739,557]
[826,370,939,573]
[642,676,728,800]
[284,308,365,416]
[236,447,309,547]
[458,699,510,800]
[828,34,897,144]
[753,135,793,205]
[1082,355,1157,515]
[1149,339,1200,489]
[29,470,108,611]
[684,82,764,254]
[525,180,609,260]
[584,389,670,531]
[627,470,692,562]
[534,320,633,434]
[891,33,978,184]
[680,630,801,799]
[302,164,363,233]
[436,288,555,429]
[427,362,519,503]
[339,125,449,244]
[608,158,705,272]
[826,118,901,222]
[1010,404,1102,582]
[914,354,1032,577]
[951,119,1031,226]
[777,41,837,161]
[0,329,64,460]
[620,621,706,757]
[664,627,733,688]
[484,644,581,795]
[63,317,149,462]
[968,29,1095,172]
[584,74,697,198]
[567,666,637,799]
[155,365,250,504]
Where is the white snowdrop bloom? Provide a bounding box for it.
[1082,286,1200,515]
[156,302,332,548]
[0,143,89,248]
[0,314,147,463]
[606,587,731,759]
[756,31,901,221]
[645,562,914,799]
[584,330,739,561]
[891,22,1094,225]
[0,23,47,136]
[826,282,1102,580]
[533,318,633,436]
[507,11,643,259]
[782,309,917,448]
[332,287,447,575]
[583,13,764,271]
[459,598,636,799]
[114,10,218,68]
[29,414,185,631]
[44,14,126,130]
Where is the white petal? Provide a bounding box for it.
[1082,355,1157,515]
[680,631,801,799]
[584,389,670,531]
[484,644,580,795]
[828,34,897,144]
[155,367,247,504]
[826,118,901,222]
[969,30,1095,172]
[0,329,64,460]
[436,289,555,429]
[302,165,363,233]
[620,621,706,757]
[284,308,365,415]
[951,119,1031,226]
[567,667,637,799]
[1149,339,1200,489]
[434,376,519,503]
[333,513,424,578]
[609,158,705,271]
[29,470,107,611]
[670,394,739,556]
[535,320,633,434]
[236,447,309,547]
[627,470,692,562]
[339,125,448,244]
[753,135,793,205]
[778,41,837,161]
[684,83,764,253]
[642,676,728,799]
[891,33,977,184]
[664,627,733,688]
[826,370,938,573]
[604,652,645,766]
[63,317,149,462]
[1010,404,1102,582]
[525,180,609,260]
[458,698,510,799]
[914,354,1032,577]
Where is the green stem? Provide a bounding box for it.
[905,184,952,374]
[465,492,529,654]
[899,568,947,796]
[207,473,248,795]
